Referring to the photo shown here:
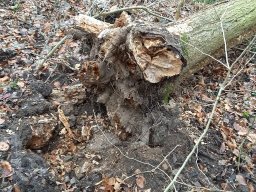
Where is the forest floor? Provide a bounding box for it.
[0,0,255,192]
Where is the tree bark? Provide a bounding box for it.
[72,0,256,142]
[75,0,256,85]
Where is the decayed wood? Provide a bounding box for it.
[75,13,185,84]
[75,16,182,84]
[75,0,256,85]
[72,0,256,141]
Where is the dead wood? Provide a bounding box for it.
[72,0,256,141]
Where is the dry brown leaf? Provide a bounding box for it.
[236,174,247,185]
[219,142,226,153]
[58,106,74,138]
[43,22,51,33]
[0,118,5,124]
[201,94,214,102]
[102,177,115,192]
[193,104,202,113]
[248,182,255,192]
[136,175,145,189]
[220,126,233,141]
[0,161,13,178]
[17,81,25,88]
[113,180,121,191]
[0,76,9,82]
[233,149,240,156]
[221,182,232,191]
[105,177,116,186]
[224,103,231,111]
[13,184,21,192]
[0,141,10,151]
[226,139,237,150]
[247,133,256,142]
[234,123,248,135]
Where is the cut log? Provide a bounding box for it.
[73,0,256,142]
[76,0,256,85]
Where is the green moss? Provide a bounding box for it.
[162,84,174,104]
[10,3,20,12]
[9,80,19,90]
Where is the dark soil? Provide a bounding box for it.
[0,1,255,192]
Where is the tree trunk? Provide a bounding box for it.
[72,0,256,142]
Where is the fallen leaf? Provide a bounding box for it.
[0,118,5,124]
[248,182,255,192]
[233,123,248,136]
[219,142,226,153]
[17,81,25,88]
[247,133,256,142]
[236,174,247,185]
[0,141,10,151]
[0,76,9,82]
[136,175,145,189]
[113,180,121,191]
[201,94,214,102]
[102,177,115,192]
[0,161,13,178]
[233,149,240,156]
[224,103,231,111]
[226,139,237,150]
[220,125,234,141]
[221,182,232,191]
[80,161,91,173]
[106,177,116,186]
[13,184,21,192]
[58,106,74,138]
[218,160,228,166]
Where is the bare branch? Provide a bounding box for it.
[93,6,174,22]
[35,35,72,73]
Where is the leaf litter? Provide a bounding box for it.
[0,0,255,191]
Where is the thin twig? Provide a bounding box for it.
[93,110,173,180]
[176,181,232,192]
[164,71,230,191]
[220,7,230,69]
[123,145,180,181]
[195,147,212,186]
[232,35,256,66]
[164,18,256,192]
[94,6,174,22]
[35,35,71,73]
[45,64,58,83]
[180,38,228,69]
[225,53,256,89]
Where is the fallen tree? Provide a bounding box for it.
[70,0,256,142]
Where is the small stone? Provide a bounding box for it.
[64,175,70,183]
[70,177,77,185]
